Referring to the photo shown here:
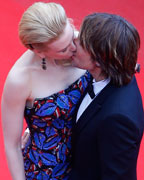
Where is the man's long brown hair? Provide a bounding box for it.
[79,13,140,86]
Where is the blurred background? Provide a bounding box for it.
[0,0,143,179]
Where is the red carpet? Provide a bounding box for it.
[0,0,143,179]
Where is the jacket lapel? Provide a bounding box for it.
[74,82,116,134]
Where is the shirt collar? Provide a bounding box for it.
[92,78,110,97]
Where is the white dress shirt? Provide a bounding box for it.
[76,78,110,122]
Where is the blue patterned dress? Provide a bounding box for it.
[23,71,92,180]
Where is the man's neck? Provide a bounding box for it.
[89,68,106,82]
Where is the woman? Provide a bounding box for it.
[1,2,92,180]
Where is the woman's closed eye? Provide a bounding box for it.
[60,48,67,53]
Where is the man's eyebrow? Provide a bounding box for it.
[57,29,74,52]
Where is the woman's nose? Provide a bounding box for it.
[69,40,77,52]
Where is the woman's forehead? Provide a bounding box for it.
[47,22,74,51]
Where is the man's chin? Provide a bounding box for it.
[71,62,86,70]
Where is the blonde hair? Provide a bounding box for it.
[19,2,67,49]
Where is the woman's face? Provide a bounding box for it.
[71,38,96,71]
[43,22,76,60]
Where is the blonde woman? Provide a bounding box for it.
[1,2,92,180]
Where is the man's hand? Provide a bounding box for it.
[21,128,30,149]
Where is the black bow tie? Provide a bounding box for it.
[87,81,95,99]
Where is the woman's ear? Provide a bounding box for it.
[32,48,45,59]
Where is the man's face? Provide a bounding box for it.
[71,39,96,70]
[43,22,76,60]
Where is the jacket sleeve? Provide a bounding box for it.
[97,114,141,180]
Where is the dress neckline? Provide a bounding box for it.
[25,71,90,110]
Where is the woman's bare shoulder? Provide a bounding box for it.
[2,51,33,99]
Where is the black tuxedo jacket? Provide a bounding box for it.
[70,76,144,180]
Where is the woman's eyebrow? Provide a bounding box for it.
[57,29,74,52]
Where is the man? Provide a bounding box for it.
[70,13,144,180]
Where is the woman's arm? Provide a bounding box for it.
[1,69,30,180]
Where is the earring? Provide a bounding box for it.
[42,58,47,70]
[135,63,140,73]
[95,62,100,67]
